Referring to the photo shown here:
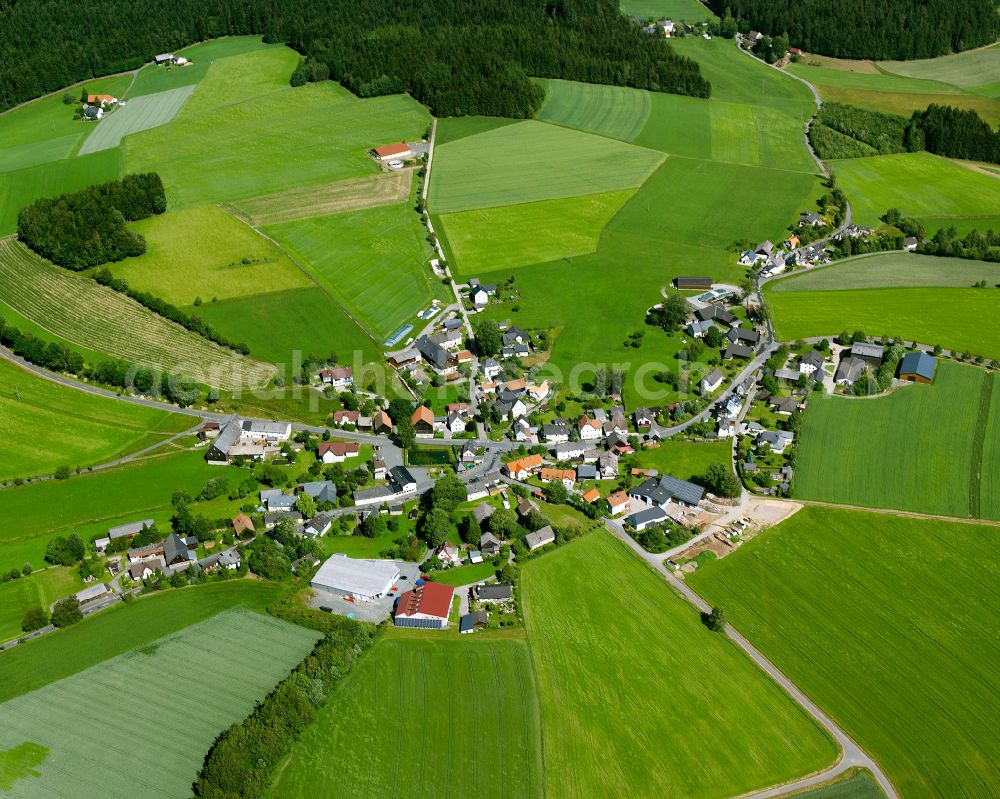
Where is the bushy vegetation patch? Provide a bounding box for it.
[810,103,908,159]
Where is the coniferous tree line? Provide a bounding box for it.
[711,0,999,59]
[907,105,1000,164]
[17,173,166,269]
[0,0,709,118]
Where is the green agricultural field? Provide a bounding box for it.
[768,253,1000,292]
[766,286,1000,361]
[127,49,431,208]
[0,237,275,389]
[632,439,731,481]
[0,135,81,175]
[522,532,836,799]
[620,0,713,19]
[0,448,249,573]
[0,148,122,234]
[0,358,191,482]
[829,152,1000,234]
[428,120,665,213]
[537,80,651,142]
[980,379,1000,521]
[265,203,445,341]
[127,36,274,97]
[268,636,542,799]
[112,205,312,306]
[793,360,992,517]
[436,190,633,272]
[790,771,885,799]
[881,44,1000,97]
[689,506,1000,799]
[0,609,318,798]
[633,92,713,158]
[77,85,195,154]
[434,116,518,145]
[0,567,83,644]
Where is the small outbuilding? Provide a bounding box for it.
[898,351,936,383]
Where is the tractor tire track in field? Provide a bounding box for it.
[968,371,994,518]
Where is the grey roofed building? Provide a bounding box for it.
[899,351,936,381]
[517,497,539,517]
[260,488,283,502]
[267,493,297,511]
[460,610,489,633]
[851,342,885,363]
[414,335,453,370]
[577,464,598,480]
[629,474,705,508]
[476,583,512,601]
[541,422,571,440]
[241,419,291,440]
[727,326,760,345]
[835,356,867,384]
[800,351,825,370]
[626,506,667,530]
[502,326,528,346]
[206,415,243,463]
[472,502,495,526]
[687,319,714,337]
[305,512,334,537]
[108,519,155,539]
[219,550,241,569]
[163,533,195,566]
[480,532,501,555]
[695,304,737,327]
[300,480,338,504]
[755,240,773,255]
[389,466,417,491]
[524,525,555,551]
[554,441,586,459]
[774,367,800,381]
[723,342,752,360]
[265,511,303,527]
[353,485,395,504]
[759,430,794,451]
[770,396,798,414]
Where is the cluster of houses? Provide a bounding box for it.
[153,53,189,66]
[412,402,472,437]
[460,582,515,634]
[638,17,695,37]
[204,416,293,464]
[389,326,471,385]
[81,93,118,121]
[331,408,393,435]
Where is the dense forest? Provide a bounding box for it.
[909,105,1000,164]
[0,0,709,118]
[17,173,166,269]
[710,0,1000,59]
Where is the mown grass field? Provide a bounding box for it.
[435,116,518,145]
[881,43,1000,97]
[632,439,731,481]
[0,357,191,482]
[768,253,1000,292]
[268,636,542,799]
[437,190,633,272]
[522,532,836,799]
[689,505,1000,799]
[265,203,444,341]
[619,0,714,20]
[793,361,993,517]
[537,80,651,142]
[980,380,1000,521]
[0,608,317,798]
[0,581,286,702]
[127,36,274,97]
[829,152,1000,234]
[428,120,665,213]
[78,85,195,154]
[0,567,83,644]
[0,237,274,388]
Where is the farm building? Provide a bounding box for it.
[75,583,113,605]
[460,611,489,634]
[389,465,418,493]
[373,142,412,160]
[626,507,667,531]
[394,582,455,629]
[674,276,712,290]
[82,105,103,120]
[372,410,393,434]
[108,519,155,541]
[525,525,555,551]
[475,584,512,602]
[898,352,936,383]
[628,474,704,509]
[851,342,884,365]
[311,555,400,601]
[412,405,435,436]
[154,53,175,64]
[88,94,117,106]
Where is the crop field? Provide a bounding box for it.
[127,36,273,97]
[537,80,651,142]
[0,568,83,644]
[0,135,81,174]
[0,238,275,389]
[689,505,1000,799]
[0,358,191,482]
[0,148,121,234]
[0,448,250,573]
[979,380,1000,521]
[435,116,518,145]
[268,636,542,799]
[112,205,312,306]
[437,190,633,272]
[620,0,713,20]
[522,532,835,799]
[127,49,430,208]
[78,85,195,154]
[793,361,995,517]
[428,120,665,213]
[881,44,1000,97]
[768,253,1000,292]
[231,170,413,226]
[264,203,445,340]
[0,609,318,798]
[829,152,1000,233]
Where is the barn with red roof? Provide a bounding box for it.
[394,581,455,630]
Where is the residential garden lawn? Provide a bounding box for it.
[0,608,317,798]
[536,80,652,142]
[78,85,195,154]
[436,190,634,272]
[689,505,1000,799]
[429,561,498,586]
[619,0,714,20]
[768,253,1000,292]
[0,358,190,482]
[0,581,287,701]
[112,205,312,306]
[632,438,731,481]
[0,237,275,389]
[0,568,84,644]
[434,115,518,145]
[428,119,665,213]
[788,770,885,799]
[267,636,542,799]
[766,286,1000,361]
[264,203,446,341]
[793,361,992,518]
[0,448,250,573]
[127,36,274,97]
[828,152,1000,234]
[127,49,430,208]
[0,147,122,234]
[522,532,835,798]
[880,44,1000,97]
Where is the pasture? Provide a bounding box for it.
[521,532,836,799]
[0,567,83,644]
[768,253,1000,292]
[631,438,731,481]
[619,0,713,20]
[427,120,665,213]
[881,43,1000,97]
[436,190,633,272]
[689,505,1000,799]
[793,361,992,518]
[0,609,318,798]
[537,80,651,142]
[127,36,273,97]
[829,152,1000,234]
[434,116,517,145]
[980,382,1000,521]
[113,205,312,306]
[268,636,542,799]
[0,237,275,389]
[264,203,445,340]
[78,85,195,154]
[0,357,191,483]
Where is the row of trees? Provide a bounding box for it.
[1,0,709,119]
[917,226,1000,263]
[17,174,166,269]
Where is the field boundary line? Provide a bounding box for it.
[968,371,994,518]
[773,496,1000,527]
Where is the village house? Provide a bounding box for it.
[333,410,360,427]
[628,474,704,509]
[475,583,512,603]
[541,467,575,488]
[578,416,603,441]
[598,451,619,478]
[835,356,867,386]
[480,532,501,557]
[759,430,795,454]
[317,441,360,463]
[305,513,334,538]
[230,514,255,538]
[320,366,354,389]
[412,405,435,437]
[372,410,393,435]
[541,421,571,442]
[626,506,668,531]
[702,369,725,394]
[480,358,502,379]
[799,212,824,228]
[435,541,463,567]
[554,441,586,461]
[606,490,630,515]
[524,525,555,551]
[799,351,825,377]
[504,454,543,480]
